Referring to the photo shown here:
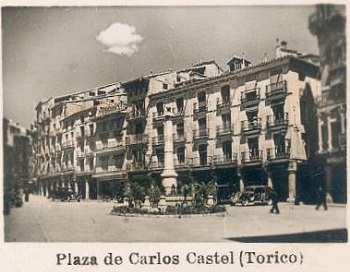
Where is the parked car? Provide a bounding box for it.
[231,185,273,206]
[51,187,82,202]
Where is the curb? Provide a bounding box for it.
[110,211,227,218]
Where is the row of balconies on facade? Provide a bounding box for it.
[39,144,292,177]
[147,147,291,171]
[125,81,289,122]
[37,115,290,159]
[319,133,347,154]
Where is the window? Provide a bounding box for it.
[157,125,164,142]
[222,141,232,160]
[198,118,207,136]
[248,137,259,157]
[270,68,283,83]
[156,150,164,167]
[100,156,108,170]
[156,102,164,116]
[176,122,184,136]
[221,85,230,103]
[176,97,184,113]
[199,144,207,166]
[272,104,285,121]
[135,123,143,134]
[80,126,85,137]
[163,83,168,90]
[177,147,185,164]
[198,91,206,104]
[222,113,231,128]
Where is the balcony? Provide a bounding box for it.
[212,154,238,166]
[84,147,95,157]
[193,103,207,119]
[193,128,209,141]
[85,131,96,139]
[174,160,187,169]
[93,166,125,178]
[317,91,346,108]
[216,124,233,137]
[216,99,231,115]
[241,88,260,109]
[95,142,125,155]
[126,161,147,171]
[127,109,146,122]
[149,161,165,170]
[76,131,85,141]
[75,169,94,176]
[241,150,263,164]
[189,156,212,168]
[152,135,165,146]
[241,119,262,134]
[97,104,127,118]
[126,134,149,146]
[152,112,165,123]
[266,113,289,131]
[62,164,74,173]
[76,151,85,160]
[267,147,290,162]
[173,133,186,143]
[62,140,74,149]
[266,81,288,100]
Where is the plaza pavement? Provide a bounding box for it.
[3,194,347,243]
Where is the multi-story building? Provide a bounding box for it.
[34,83,125,198]
[122,61,223,186]
[33,43,321,202]
[3,118,33,213]
[309,4,346,203]
[148,44,320,202]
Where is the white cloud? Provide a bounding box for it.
[96,22,143,57]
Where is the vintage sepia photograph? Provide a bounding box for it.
[2,3,347,247]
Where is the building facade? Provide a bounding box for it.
[3,118,33,213]
[309,4,346,203]
[33,44,321,202]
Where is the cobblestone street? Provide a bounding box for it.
[4,195,347,243]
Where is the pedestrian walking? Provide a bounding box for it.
[269,190,280,214]
[315,186,328,211]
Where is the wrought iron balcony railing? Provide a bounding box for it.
[152,135,165,146]
[216,124,233,136]
[241,150,263,163]
[266,113,289,128]
[212,154,238,165]
[267,147,290,161]
[193,128,209,140]
[266,81,287,98]
[241,88,260,104]
[241,119,262,133]
[126,134,149,145]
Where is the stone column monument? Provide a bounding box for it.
[161,108,178,194]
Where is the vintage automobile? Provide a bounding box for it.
[50,187,82,202]
[231,185,273,206]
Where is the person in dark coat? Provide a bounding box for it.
[269,190,280,214]
[315,187,328,210]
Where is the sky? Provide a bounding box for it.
[2,5,319,129]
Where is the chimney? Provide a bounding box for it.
[276,38,281,58]
[242,52,245,69]
[264,53,268,63]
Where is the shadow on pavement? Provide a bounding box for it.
[226,228,348,243]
